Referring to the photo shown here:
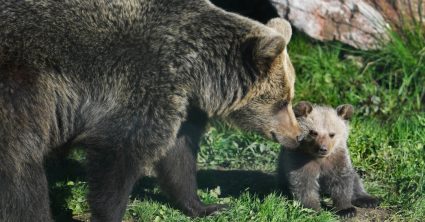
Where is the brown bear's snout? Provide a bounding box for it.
[318,145,328,156]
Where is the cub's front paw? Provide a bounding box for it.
[352,195,380,208]
[336,207,356,219]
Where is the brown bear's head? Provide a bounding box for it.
[227,18,301,149]
[294,102,354,158]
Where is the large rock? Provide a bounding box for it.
[272,0,390,50]
[366,0,425,29]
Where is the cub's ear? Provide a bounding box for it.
[241,35,285,80]
[336,104,354,120]
[266,18,292,45]
[294,101,313,117]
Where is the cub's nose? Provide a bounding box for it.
[318,145,328,154]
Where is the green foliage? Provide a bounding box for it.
[289,28,424,117]
[199,121,280,170]
[65,181,89,215]
[349,115,425,210]
[126,199,188,222]
[124,193,337,222]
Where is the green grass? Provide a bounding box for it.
[122,192,337,222]
[291,27,424,117]
[48,28,424,221]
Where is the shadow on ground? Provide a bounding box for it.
[46,156,277,222]
[130,169,277,207]
[197,169,276,197]
[46,156,391,222]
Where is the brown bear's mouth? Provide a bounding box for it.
[316,149,330,158]
[316,153,328,158]
[271,131,299,149]
[271,131,278,142]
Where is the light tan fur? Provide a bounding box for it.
[278,102,380,218]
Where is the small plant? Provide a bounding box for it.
[66,181,89,215]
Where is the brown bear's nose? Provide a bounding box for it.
[319,145,328,152]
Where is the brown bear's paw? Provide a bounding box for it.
[336,207,357,219]
[352,195,380,208]
[186,203,228,217]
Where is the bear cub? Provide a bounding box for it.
[278,102,380,218]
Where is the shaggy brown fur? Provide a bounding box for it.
[0,0,300,221]
[154,1,286,215]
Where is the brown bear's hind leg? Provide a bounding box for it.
[86,145,141,222]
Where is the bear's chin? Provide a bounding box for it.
[271,132,299,149]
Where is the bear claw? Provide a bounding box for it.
[186,203,227,217]
[336,207,357,219]
[352,196,380,208]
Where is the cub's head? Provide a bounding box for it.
[227,18,301,149]
[294,101,353,158]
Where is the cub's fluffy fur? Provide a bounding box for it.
[278,102,380,218]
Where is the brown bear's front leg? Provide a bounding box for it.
[0,160,53,222]
[155,109,226,217]
[0,108,53,222]
[351,173,380,208]
[290,171,322,211]
[324,170,357,218]
[280,155,322,211]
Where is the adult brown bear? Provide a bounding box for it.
[0,0,298,221]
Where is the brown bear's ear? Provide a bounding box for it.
[336,104,354,120]
[241,35,285,80]
[266,18,292,45]
[294,101,313,117]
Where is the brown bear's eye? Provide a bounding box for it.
[309,130,318,137]
[329,133,335,138]
[274,100,288,112]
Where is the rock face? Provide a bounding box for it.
[366,0,425,29]
[272,0,390,50]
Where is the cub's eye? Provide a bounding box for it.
[309,130,318,137]
[329,133,335,138]
[275,100,288,111]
